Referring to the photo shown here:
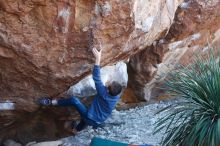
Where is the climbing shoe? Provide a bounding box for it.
[37,98,52,106]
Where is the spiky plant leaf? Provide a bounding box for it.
[154,49,220,146]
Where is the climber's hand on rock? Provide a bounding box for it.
[92,47,102,65]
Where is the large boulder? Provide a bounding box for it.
[0,0,183,143]
[0,0,182,110]
[126,0,220,101]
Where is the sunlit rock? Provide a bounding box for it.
[127,0,220,101]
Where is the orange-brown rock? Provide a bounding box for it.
[0,0,182,109]
[126,0,220,101]
[0,0,182,143]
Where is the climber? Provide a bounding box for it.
[38,47,123,133]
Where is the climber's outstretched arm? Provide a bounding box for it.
[92,48,106,96]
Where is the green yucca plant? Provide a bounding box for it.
[154,50,220,146]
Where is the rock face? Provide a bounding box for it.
[0,0,182,143]
[0,0,182,108]
[127,0,220,101]
[1,0,220,144]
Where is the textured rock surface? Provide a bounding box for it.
[1,0,220,144]
[127,0,220,101]
[0,0,182,107]
[0,0,182,143]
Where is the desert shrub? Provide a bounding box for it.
[154,51,220,146]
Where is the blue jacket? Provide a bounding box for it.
[87,65,120,123]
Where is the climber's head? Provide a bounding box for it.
[106,81,122,96]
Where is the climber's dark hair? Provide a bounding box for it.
[107,81,122,96]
